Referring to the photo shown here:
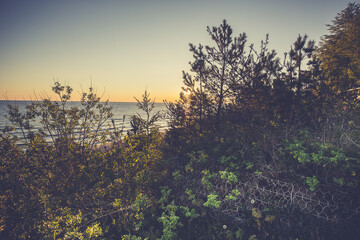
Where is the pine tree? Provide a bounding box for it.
[317,2,360,93]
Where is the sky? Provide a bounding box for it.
[0,0,352,102]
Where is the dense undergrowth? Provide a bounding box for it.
[1,3,360,240]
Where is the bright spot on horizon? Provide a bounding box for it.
[184,90,191,96]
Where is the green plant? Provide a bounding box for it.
[219,170,238,183]
[203,192,221,209]
[305,176,319,191]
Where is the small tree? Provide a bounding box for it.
[182,44,209,133]
[130,90,162,136]
[204,20,247,125]
[285,34,315,96]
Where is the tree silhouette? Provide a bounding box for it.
[204,20,247,125]
[286,34,315,96]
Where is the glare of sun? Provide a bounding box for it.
[184,90,191,96]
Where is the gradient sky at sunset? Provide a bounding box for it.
[0,0,352,102]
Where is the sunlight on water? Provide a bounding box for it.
[0,101,169,141]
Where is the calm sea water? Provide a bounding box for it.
[0,100,169,140]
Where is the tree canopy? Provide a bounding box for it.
[317,2,360,93]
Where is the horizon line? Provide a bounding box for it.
[0,99,168,104]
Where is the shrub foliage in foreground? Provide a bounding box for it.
[0,84,166,239]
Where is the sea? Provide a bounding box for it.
[0,100,169,142]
